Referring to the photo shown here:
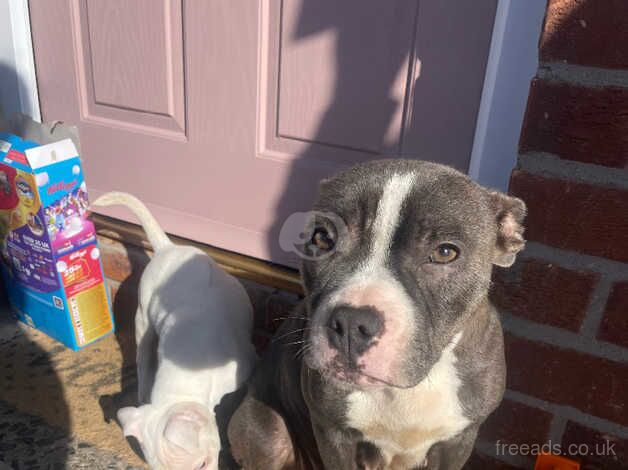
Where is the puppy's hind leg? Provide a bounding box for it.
[135,306,157,404]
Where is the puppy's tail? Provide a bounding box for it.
[91,192,171,251]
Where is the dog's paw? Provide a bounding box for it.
[355,442,386,470]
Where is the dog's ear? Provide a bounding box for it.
[117,406,144,443]
[163,404,210,454]
[488,191,526,267]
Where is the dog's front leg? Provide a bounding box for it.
[310,419,357,470]
[311,418,387,470]
[424,424,479,470]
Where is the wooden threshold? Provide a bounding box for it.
[91,213,303,294]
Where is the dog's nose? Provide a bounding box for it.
[327,306,383,359]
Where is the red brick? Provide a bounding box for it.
[509,171,628,263]
[598,281,628,348]
[479,399,553,446]
[99,236,151,283]
[463,451,521,469]
[492,259,598,331]
[520,80,628,168]
[504,333,628,426]
[561,421,627,470]
[540,0,628,69]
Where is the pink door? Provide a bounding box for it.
[29,0,496,266]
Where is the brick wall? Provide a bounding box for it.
[475,1,628,468]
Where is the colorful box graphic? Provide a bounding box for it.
[0,132,114,350]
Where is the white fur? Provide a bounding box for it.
[346,333,470,467]
[93,192,257,470]
[366,173,416,270]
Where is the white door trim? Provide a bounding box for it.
[5,0,41,121]
[468,0,547,190]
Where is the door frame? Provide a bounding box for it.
[468,0,547,190]
[2,0,40,121]
[10,0,545,189]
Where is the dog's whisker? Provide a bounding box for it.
[271,327,316,344]
[294,342,312,360]
[270,331,304,343]
[272,314,310,322]
[299,344,313,359]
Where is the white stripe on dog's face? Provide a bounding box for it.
[319,173,419,385]
[364,173,416,272]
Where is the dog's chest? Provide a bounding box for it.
[345,345,470,465]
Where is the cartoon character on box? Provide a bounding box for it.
[55,205,65,232]
[70,192,85,218]
[8,173,39,236]
[0,213,10,268]
[27,212,44,237]
[0,213,8,235]
[63,196,75,219]
[15,176,34,206]
[0,168,18,225]
[76,183,88,216]
[0,170,10,195]
[44,206,58,238]
[10,210,23,228]
[61,194,83,237]
[0,168,17,264]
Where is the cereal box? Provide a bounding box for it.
[0,120,114,350]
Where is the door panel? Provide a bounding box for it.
[402,0,499,167]
[275,0,417,155]
[88,0,172,114]
[71,0,186,137]
[29,0,496,266]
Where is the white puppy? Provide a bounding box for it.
[93,192,257,470]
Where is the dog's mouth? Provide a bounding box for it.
[305,346,403,389]
[320,362,407,389]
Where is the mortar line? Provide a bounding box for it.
[521,242,628,279]
[580,275,614,339]
[538,61,628,89]
[517,151,628,190]
[547,414,568,444]
[501,311,628,364]
[505,390,628,439]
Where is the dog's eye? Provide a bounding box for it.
[194,460,207,470]
[429,243,459,264]
[310,227,335,252]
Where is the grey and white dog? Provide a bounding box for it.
[228,160,526,469]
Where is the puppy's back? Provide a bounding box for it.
[144,243,256,405]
